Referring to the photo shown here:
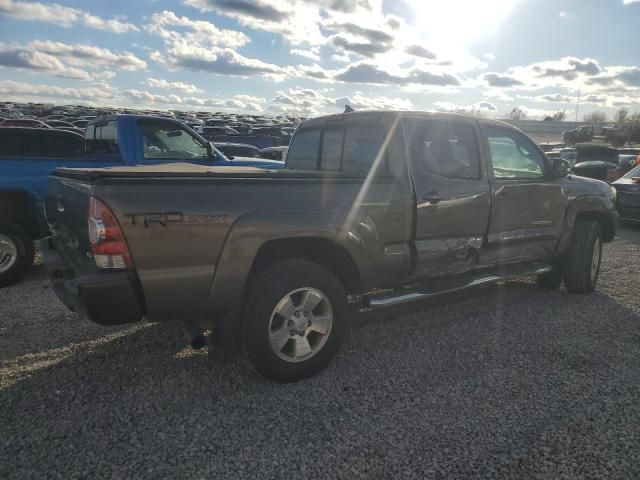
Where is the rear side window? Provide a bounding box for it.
[45,135,83,156]
[85,120,118,154]
[320,129,344,171]
[0,133,27,156]
[287,125,386,174]
[343,126,385,174]
[408,120,480,180]
[287,129,321,170]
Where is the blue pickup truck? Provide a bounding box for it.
[0,115,282,286]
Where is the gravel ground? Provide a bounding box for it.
[1,226,640,479]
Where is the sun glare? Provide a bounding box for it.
[410,0,521,48]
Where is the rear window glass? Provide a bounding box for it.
[85,120,118,154]
[287,129,321,170]
[287,125,386,174]
[46,135,83,156]
[321,130,344,171]
[0,133,28,156]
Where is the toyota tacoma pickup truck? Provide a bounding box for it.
[0,115,281,286]
[40,111,617,382]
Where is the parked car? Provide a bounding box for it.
[572,145,619,181]
[563,125,593,145]
[0,115,282,287]
[40,112,617,382]
[72,120,91,129]
[261,146,288,161]
[0,118,51,128]
[214,142,261,158]
[612,165,640,222]
[195,126,239,139]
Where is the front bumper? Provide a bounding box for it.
[37,238,144,325]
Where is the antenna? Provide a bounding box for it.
[575,89,581,125]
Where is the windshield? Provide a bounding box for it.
[624,165,640,178]
[139,121,209,159]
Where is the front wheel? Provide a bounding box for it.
[243,260,348,382]
[0,224,34,287]
[564,221,603,294]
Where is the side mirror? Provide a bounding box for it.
[206,141,213,158]
[552,158,571,178]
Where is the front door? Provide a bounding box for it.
[407,117,492,276]
[482,124,567,265]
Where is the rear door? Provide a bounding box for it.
[406,117,491,276]
[481,124,566,264]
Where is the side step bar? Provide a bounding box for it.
[366,264,553,309]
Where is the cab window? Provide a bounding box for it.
[484,126,545,179]
[408,120,481,180]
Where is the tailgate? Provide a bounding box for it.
[44,175,95,271]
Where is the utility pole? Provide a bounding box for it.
[575,89,581,126]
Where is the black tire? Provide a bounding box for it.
[536,267,563,290]
[563,220,603,294]
[243,259,348,383]
[0,224,35,287]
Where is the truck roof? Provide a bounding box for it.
[87,114,181,125]
[298,110,520,132]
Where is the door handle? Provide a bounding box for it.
[421,192,441,205]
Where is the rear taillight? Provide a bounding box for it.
[88,196,132,269]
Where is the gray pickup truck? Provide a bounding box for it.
[41,111,617,382]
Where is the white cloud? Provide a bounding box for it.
[147,10,292,80]
[0,41,146,81]
[122,88,267,112]
[0,0,139,33]
[268,86,412,115]
[27,40,146,70]
[146,10,249,48]
[623,0,640,4]
[0,79,116,102]
[143,77,203,93]
[290,48,321,62]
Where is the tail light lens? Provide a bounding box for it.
[88,196,132,269]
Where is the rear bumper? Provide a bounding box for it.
[37,238,144,325]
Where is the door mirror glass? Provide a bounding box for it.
[552,158,571,178]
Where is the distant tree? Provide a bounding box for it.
[614,107,629,125]
[551,110,566,121]
[583,111,607,124]
[509,107,525,120]
[629,111,640,123]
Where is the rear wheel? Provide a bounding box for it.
[243,260,348,382]
[563,220,602,294]
[0,224,34,287]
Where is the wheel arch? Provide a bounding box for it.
[0,190,42,238]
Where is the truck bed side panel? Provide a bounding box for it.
[91,173,413,322]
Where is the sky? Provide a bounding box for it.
[0,0,639,119]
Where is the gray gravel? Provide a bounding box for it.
[1,226,640,479]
